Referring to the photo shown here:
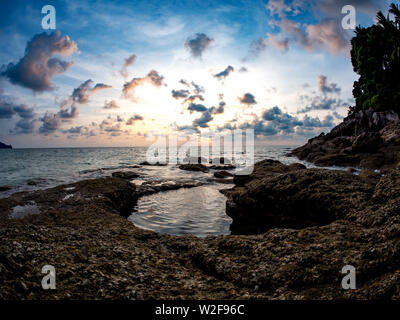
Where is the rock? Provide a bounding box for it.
[178,164,209,173]
[0,186,12,192]
[224,159,375,234]
[213,171,233,179]
[139,161,167,166]
[112,171,140,179]
[290,109,400,170]
[1,160,400,300]
[209,164,236,170]
[0,141,12,149]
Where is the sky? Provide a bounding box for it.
[0,0,393,148]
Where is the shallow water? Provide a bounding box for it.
[128,184,233,237]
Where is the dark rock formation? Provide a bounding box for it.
[111,171,140,179]
[213,171,233,178]
[178,164,209,173]
[139,161,167,166]
[0,186,12,192]
[0,141,12,149]
[290,109,400,170]
[1,161,400,299]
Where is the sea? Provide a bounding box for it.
[0,146,347,237]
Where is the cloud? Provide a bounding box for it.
[233,106,336,137]
[122,70,165,101]
[0,101,17,119]
[171,89,190,99]
[1,31,78,92]
[239,93,257,105]
[103,100,120,109]
[213,66,234,81]
[13,104,35,119]
[209,101,225,115]
[318,75,340,94]
[126,114,144,125]
[72,79,112,104]
[297,75,344,113]
[39,112,61,135]
[120,53,136,79]
[184,33,214,59]
[266,33,289,51]
[13,118,37,134]
[188,103,207,113]
[58,104,79,119]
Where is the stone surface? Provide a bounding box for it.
[111,171,140,179]
[290,109,400,170]
[0,161,399,300]
[178,164,209,173]
[213,171,233,179]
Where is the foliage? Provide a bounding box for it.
[351,3,400,113]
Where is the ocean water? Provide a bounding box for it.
[0,145,343,236]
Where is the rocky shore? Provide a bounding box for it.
[290,109,400,171]
[1,156,399,299]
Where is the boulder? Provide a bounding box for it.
[213,171,233,179]
[112,171,140,179]
[178,164,209,173]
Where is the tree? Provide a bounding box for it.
[350,3,400,113]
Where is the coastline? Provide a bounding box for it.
[1,157,399,299]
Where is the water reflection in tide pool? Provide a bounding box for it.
[128,184,233,237]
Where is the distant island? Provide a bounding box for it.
[0,141,12,149]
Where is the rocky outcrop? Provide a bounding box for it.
[213,171,233,178]
[1,162,400,299]
[0,141,12,149]
[290,109,400,170]
[111,171,140,179]
[178,164,209,173]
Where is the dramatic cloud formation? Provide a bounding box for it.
[213,66,234,81]
[72,79,112,104]
[318,75,340,94]
[120,53,136,79]
[0,96,36,134]
[122,70,165,101]
[237,105,335,137]
[1,31,78,91]
[184,33,214,58]
[297,75,345,113]
[126,114,144,125]
[188,103,207,113]
[39,112,61,135]
[239,93,257,105]
[103,100,120,109]
[171,89,190,99]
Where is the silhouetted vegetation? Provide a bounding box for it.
[351,3,400,113]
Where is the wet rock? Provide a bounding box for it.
[224,159,375,234]
[112,171,140,179]
[178,164,209,173]
[213,171,233,179]
[139,161,167,166]
[1,160,400,300]
[209,164,236,170]
[0,186,12,192]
